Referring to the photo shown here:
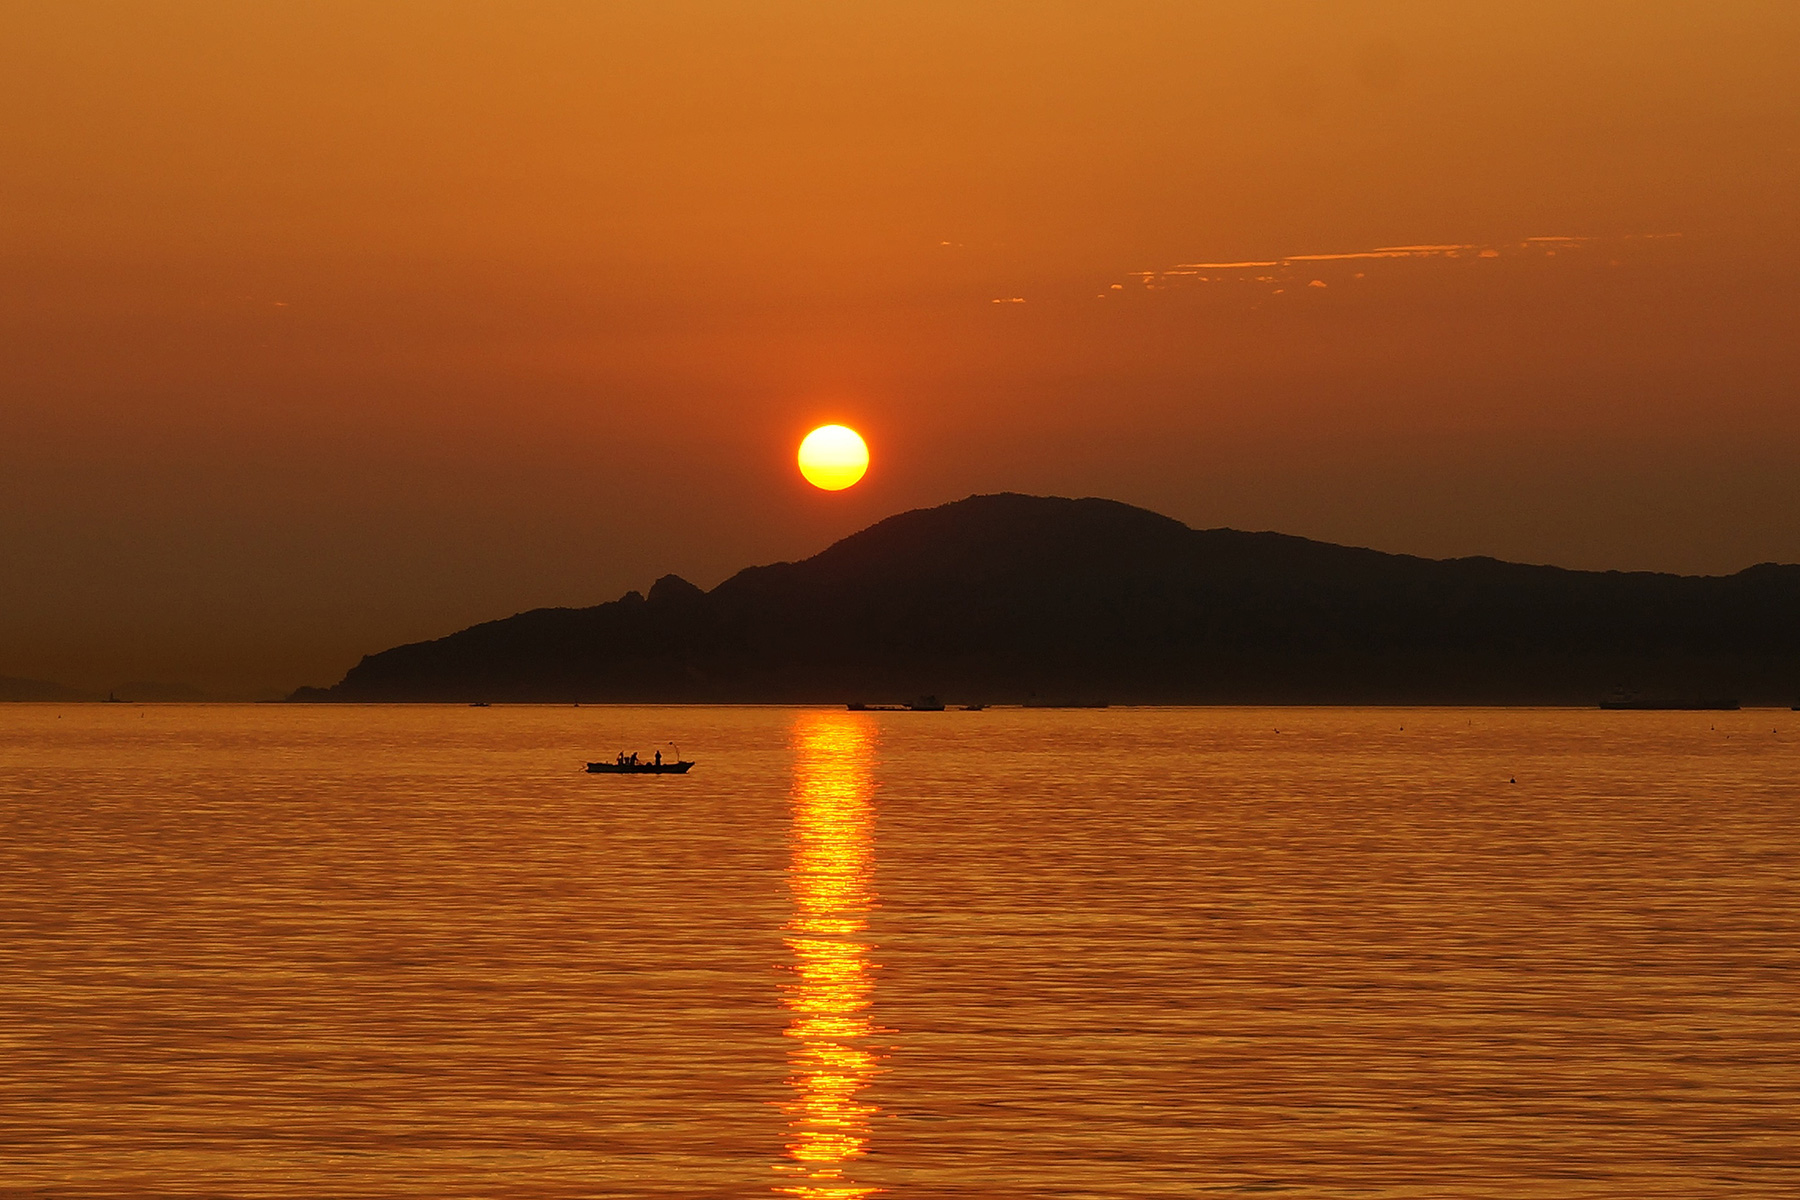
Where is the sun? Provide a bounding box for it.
[797,425,869,491]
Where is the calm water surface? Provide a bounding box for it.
[2,705,1798,1197]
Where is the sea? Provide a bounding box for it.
[3,704,1797,1198]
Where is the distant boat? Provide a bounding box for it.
[469,702,490,707]
[587,759,693,774]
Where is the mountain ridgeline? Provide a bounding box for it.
[296,494,1800,705]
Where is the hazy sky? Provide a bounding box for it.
[3,2,1797,693]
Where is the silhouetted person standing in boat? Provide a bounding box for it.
[654,750,662,767]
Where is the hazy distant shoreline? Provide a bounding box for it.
[6,700,1797,713]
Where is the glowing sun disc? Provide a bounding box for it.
[798,425,869,491]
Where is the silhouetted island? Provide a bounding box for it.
[0,676,95,703]
[291,493,1800,705]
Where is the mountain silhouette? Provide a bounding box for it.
[293,493,1800,704]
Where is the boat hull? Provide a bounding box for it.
[586,761,694,774]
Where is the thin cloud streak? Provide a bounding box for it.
[1110,234,1676,296]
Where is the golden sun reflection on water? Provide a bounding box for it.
[778,712,881,1198]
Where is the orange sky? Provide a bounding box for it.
[2,2,1797,694]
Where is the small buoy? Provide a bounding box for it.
[1509,777,1516,784]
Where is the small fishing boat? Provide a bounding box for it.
[587,759,694,774]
